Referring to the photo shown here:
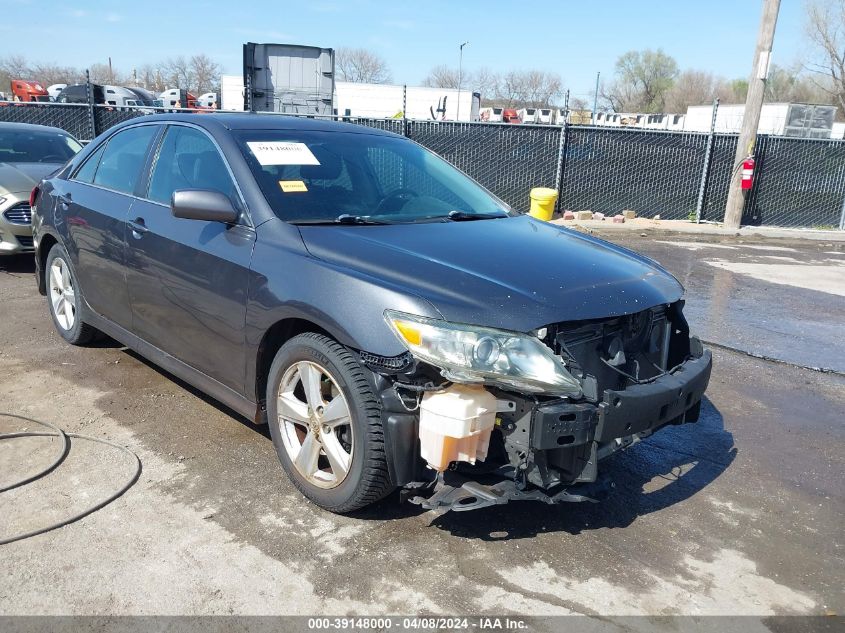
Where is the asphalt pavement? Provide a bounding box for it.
[0,231,842,624]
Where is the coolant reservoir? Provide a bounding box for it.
[418,385,497,472]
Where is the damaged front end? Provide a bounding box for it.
[365,301,712,513]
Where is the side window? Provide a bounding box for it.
[72,143,107,184]
[147,126,237,205]
[93,126,158,194]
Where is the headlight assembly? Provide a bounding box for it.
[384,310,582,397]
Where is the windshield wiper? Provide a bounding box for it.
[444,210,509,221]
[291,214,393,226]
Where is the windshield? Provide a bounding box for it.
[0,128,82,163]
[234,129,512,224]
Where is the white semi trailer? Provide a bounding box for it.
[334,82,480,121]
[684,102,837,138]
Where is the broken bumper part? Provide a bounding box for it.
[407,350,713,512]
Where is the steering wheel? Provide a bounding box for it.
[375,188,418,214]
[40,155,65,163]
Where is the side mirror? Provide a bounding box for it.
[171,189,238,223]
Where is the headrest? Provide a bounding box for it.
[299,145,343,180]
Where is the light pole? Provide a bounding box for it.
[457,41,469,121]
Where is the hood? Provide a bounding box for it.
[0,162,61,196]
[298,215,684,332]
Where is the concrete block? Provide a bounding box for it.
[562,211,575,220]
[575,211,593,220]
[612,214,625,224]
[593,212,605,221]
[622,209,637,219]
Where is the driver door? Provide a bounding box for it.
[125,124,255,394]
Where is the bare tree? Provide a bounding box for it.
[502,70,561,107]
[0,55,31,78]
[336,48,392,84]
[163,56,194,90]
[472,67,501,100]
[88,62,128,85]
[422,65,461,89]
[191,54,221,94]
[664,70,721,112]
[601,48,679,112]
[30,63,84,87]
[715,78,749,103]
[804,0,845,112]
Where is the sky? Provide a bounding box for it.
[0,0,810,100]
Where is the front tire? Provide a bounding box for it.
[45,244,98,345]
[266,333,394,513]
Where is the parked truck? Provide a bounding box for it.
[334,82,480,121]
[684,102,837,138]
[10,80,49,102]
[243,42,335,115]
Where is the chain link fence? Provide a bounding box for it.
[407,120,562,210]
[560,127,708,220]
[3,101,845,229]
[0,103,93,143]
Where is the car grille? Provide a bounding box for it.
[3,202,32,225]
[16,235,34,249]
[546,307,670,401]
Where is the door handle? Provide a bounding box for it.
[129,217,149,238]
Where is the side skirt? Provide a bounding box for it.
[84,309,260,423]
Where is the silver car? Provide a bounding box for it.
[1,122,82,255]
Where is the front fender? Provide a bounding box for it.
[244,235,442,399]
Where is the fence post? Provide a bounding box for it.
[554,90,571,214]
[85,70,96,140]
[839,191,845,231]
[694,98,719,223]
[402,84,408,138]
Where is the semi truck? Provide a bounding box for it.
[9,80,49,102]
[243,42,335,115]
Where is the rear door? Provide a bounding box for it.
[125,124,255,394]
[60,124,160,329]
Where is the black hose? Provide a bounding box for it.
[0,414,69,493]
[0,413,142,546]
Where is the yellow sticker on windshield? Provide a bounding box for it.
[279,180,308,193]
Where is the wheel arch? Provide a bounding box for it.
[36,232,60,295]
[253,317,337,422]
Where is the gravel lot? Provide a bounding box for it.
[0,231,842,622]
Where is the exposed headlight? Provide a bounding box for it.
[384,310,582,397]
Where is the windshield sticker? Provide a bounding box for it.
[279,180,308,193]
[247,141,320,166]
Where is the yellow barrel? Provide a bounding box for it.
[529,187,558,221]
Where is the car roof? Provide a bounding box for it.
[0,121,76,136]
[136,112,400,137]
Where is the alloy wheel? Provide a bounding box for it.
[49,257,76,331]
[277,361,354,489]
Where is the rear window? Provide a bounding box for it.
[0,128,82,164]
[234,130,510,224]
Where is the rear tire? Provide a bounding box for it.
[45,244,98,345]
[266,333,394,513]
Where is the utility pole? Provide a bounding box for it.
[592,71,600,124]
[457,41,469,121]
[724,0,781,229]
